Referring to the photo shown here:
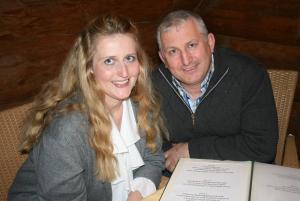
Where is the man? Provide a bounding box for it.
[152,10,278,172]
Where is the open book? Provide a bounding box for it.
[160,158,300,201]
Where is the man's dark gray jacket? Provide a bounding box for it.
[152,47,278,163]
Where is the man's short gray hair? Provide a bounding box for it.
[157,10,208,50]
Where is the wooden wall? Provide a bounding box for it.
[0,0,169,108]
[0,0,299,154]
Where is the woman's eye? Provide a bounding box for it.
[104,58,114,65]
[125,55,136,63]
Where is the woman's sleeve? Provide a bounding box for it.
[133,136,165,188]
[34,113,89,201]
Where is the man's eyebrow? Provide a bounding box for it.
[163,46,177,51]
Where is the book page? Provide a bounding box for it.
[160,158,252,201]
[251,162,300,201]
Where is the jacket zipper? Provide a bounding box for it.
[158,67,229,126]
[191,113,195,126]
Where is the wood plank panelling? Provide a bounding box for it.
[0,0,203,109]
[214,35,300,72]
[206,0,300,18]
[173,0,203,10]
[0,0,180,109]
[204,9,300,46]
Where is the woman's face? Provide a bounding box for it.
[92,33,140,106]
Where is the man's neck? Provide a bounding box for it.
[181,83,201,100]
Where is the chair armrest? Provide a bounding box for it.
[282,134,299,168]
[141,176,169,201]
[158,176,169,189]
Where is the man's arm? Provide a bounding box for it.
[188,66,278,162]
[164,143,189,172]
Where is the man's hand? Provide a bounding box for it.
[127,191,143,201]
[164,143,190,172]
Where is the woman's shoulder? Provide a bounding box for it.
[42,110,90,147]
[45,92,89,140]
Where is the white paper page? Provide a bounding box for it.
[251,162,300,201]
[160,158,252,201]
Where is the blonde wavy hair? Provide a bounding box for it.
[20,14,165,182]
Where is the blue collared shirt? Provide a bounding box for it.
[172,56,215,113]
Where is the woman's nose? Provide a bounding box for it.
[118,63,129,77]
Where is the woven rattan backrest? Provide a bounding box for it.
[267,69,298,165]
[0,102,32,201]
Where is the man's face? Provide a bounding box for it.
[159,18,215,90]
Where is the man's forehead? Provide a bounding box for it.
[163,18,201,34]
[162,18,191,31]
[161,22,202,40]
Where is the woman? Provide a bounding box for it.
[8,14,165,201]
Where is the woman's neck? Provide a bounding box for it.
[107,100,123,130]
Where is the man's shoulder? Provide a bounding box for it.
[215,47,267,77]
[216,48,260,65]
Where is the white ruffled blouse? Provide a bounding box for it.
[111,100,156,201]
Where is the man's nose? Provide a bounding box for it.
[181,50,192,66]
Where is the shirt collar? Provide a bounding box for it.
[111,100,141,154]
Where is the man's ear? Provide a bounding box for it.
[207,33,215,53]
[158,50,166,64]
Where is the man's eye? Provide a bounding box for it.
[168,49,177,55]
[104,58,114,65]
[125,55,136,63]
[188,42,197,48]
